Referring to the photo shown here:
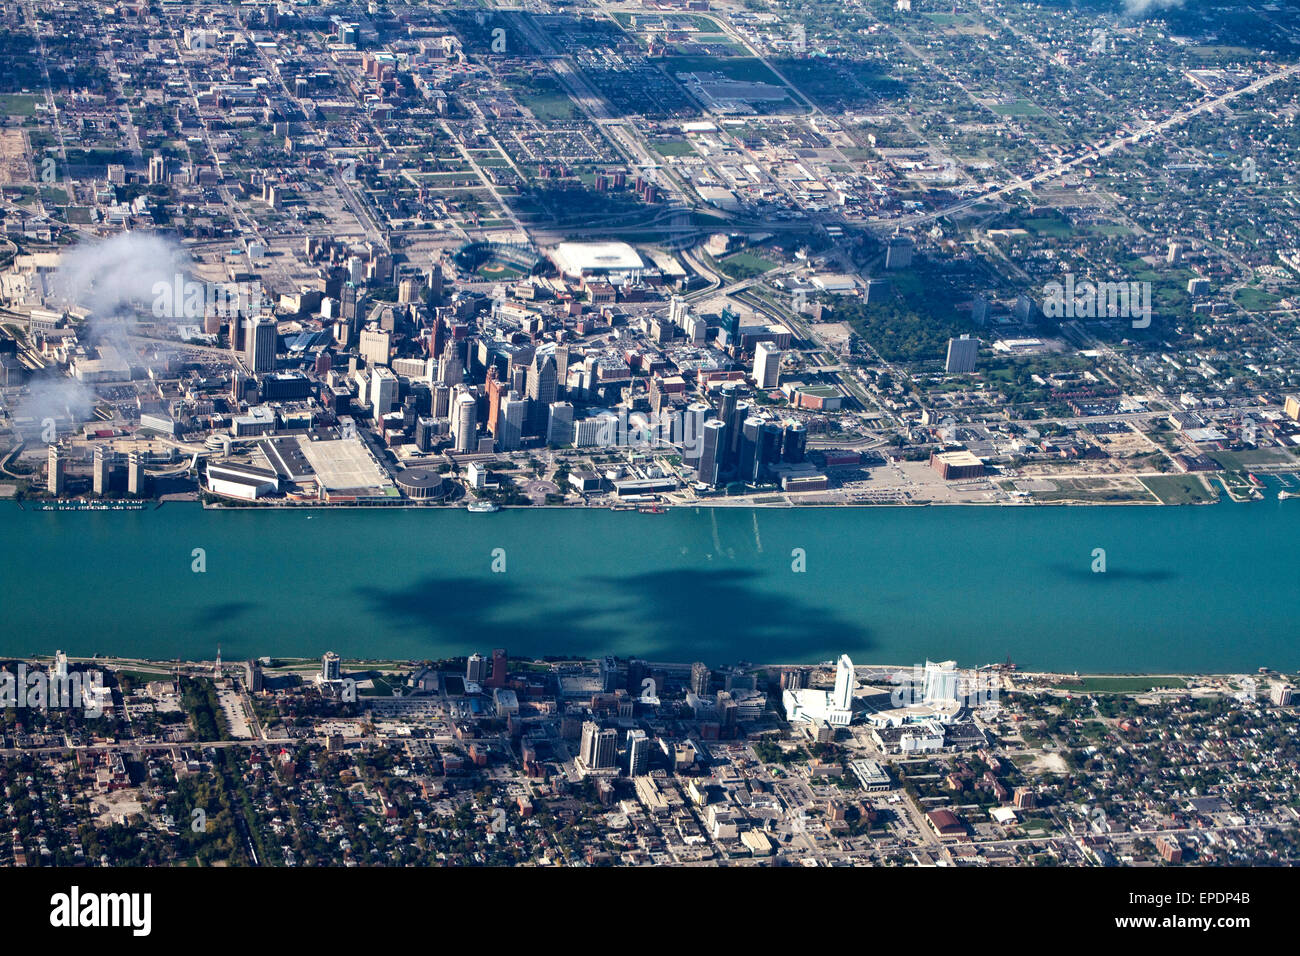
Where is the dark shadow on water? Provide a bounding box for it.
[585,568,874,663]
[354,567,875,664]
[191,601,261,629]
[1048,563,1179,584]
[353,575,624,650]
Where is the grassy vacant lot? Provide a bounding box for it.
[0,93,39,116]
[518,91,577,122]
[717,250,778,280]
[1139,474,1217,505]
[991,100,1047,117]
[1207,448,1296,472]
[652,139,696,157]
[1050,676,1187,693]
[1031,477,1156,504]
[1234,286,1285,312]
[1023,215,1073,237]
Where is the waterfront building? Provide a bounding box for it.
[696,419,727,487]
[322,652,341,682]
[47,445,65,495]
[92,445,110,496]
[783,654,856,727]
[466,653,488,684]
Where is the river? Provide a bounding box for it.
[2,495,1296,672]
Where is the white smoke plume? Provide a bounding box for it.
[17,233,192,432]
[53,232,191,327]
[20,374,94,429]
[1123,0,1185,16]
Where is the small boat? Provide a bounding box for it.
[638,504,666,514]
[467,501,499,513]
[1280,490,1295,501]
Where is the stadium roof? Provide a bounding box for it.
[550,241,644,277]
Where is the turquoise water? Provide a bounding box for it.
[1,497,1296,672]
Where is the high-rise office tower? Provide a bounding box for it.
[127,451,145,496]
[782,421,807,463]
[322,652,342,682]
[433,382,451,418]
[833,655,856,711]
[497,391,526,451]
[885,235,913,270]
[580,721,618,771]
[360,328,391,367]
[547,402,574,446]
[719,306,741,347]
[487,648,508,689]
[438,338,463,386]
[669,295,688,326]
[370,366,397,416]
[452,391,477,453]
[697,419,727,487]
[415,417,434,452]
[485,366,504,435]
[398,277,420,305]
[756,421,782,480]
[466,653,488,684]
[945,335,978,374]
[691,661,711,697]
[246,316,278,373]
[627,729,650,777]
[922,660,959,704]
[525,353,557,435]
[718,385,738,456]
[554,346,571,397]
[728,400,751,463]
[92,445,110,495]
[683,402,708,469]
[47,445,65,495]
[599,656,620,692]
[737,416,763,483]
[341,282,360,330]
[753,341,782,389]
[428,315,446,359]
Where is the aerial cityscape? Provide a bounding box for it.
[2,648,1297,869]
[0,0,1296,893]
